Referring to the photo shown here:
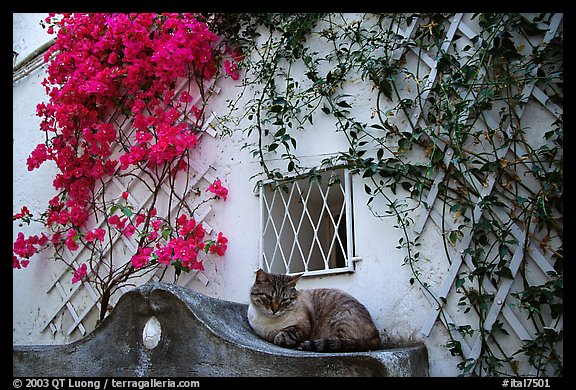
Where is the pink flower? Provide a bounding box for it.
[207,179,228,201]
[179,90,193,103]
[68,203,88,226]
[13,255,23,269]
[51,232,62,245]
[13,255,20,269]
[135,130,153,144]
[80,79,109,94]
[13,206,31,221]
[57,210,70,225]
[154,245,173,266]
[135,213,146,226]
[72,263,88,283]
[84,228,105,242]
[48,196,61,207]
[108,214,127,230]
[176,214,200,236]
[121,191,129,200]
[27,143,51,171]
[131,247,153,269]
[151,219,162,231]
[123,225,137,237]
[209,232,228,256]
[223,60,239,80]
[108,51,119,65]
[168,236,201,269]
[65,229,79,251]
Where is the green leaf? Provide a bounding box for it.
[495,266,514,279]
[398,137,411,151]
[447,340,462,356]
[449,231,458,245]
[455,278,465,288]
[119,205,134,217]
[270,104,283,113]
[431,148,444,165]
[498,244,510,259]
[362,168,374,178]
[450,203,461,213]
[162,227,173,240]
[382,80,393,100]
[203,241,213,254]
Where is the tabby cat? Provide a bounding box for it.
[247,269,382,352]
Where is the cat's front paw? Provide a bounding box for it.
[274,331,299,348]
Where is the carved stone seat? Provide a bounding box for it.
[13,282,428,376]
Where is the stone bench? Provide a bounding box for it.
[13,282,428,377]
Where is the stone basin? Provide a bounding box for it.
[13,282,428,377]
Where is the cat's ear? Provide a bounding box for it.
[287,273,302,287]
[255,269,269,284]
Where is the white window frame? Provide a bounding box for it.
[258,167,360,277]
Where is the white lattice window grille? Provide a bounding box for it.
[259,168,359,277]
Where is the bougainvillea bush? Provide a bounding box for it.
[13,13,240,321]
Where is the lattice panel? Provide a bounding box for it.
[40,77,222,342]
[388,13,563,376]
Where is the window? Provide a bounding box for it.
[259,168,358,276]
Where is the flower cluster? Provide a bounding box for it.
[13,232,48,269]
[13,13,237,291]
[99,203,227,274]
[31,13,222,226]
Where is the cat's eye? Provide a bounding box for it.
[257,293,272,301]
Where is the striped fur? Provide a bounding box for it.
[247,269,382,352]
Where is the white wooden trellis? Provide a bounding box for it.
[389,13,563,375]
[40,77,222,341]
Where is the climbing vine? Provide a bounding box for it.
[204,13,563,376]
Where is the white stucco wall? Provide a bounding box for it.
[11,12,461,376]
[13,13,51,62]
[13,13,66,344]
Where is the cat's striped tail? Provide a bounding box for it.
[298,335,381,352]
